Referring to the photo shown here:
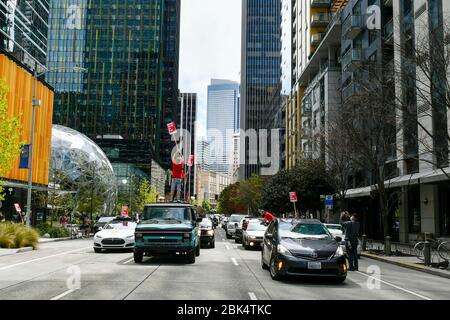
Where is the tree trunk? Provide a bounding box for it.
[378,181,390,238]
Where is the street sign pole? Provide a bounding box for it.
[293,202,298,219]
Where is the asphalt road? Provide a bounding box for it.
[0,228,449,300]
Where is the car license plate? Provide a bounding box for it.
[307,262,322,270]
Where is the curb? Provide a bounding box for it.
[361,252,450,280]
[16,247,34,253]
[38,237,72,243]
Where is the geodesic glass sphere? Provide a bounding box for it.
[49,125,117,215]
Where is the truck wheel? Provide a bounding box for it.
[195,243,200,257]
[226,233,231,239]
[187,250,196,264]
[210,241,215,249]
[134,251,144,263]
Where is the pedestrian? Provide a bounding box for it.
[59,212,69,227]
[170,151,185,202]
[340,212,360,271]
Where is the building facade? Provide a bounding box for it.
[206,79,240,176]
[196,140,211,172]
[179,92,197,199]
[0,0,49,71]
[240,0,282,180]
[46,0,181,185]
[195,169,232,207]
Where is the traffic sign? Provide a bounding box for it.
[289,192,297,203]
[14,203,22,213]
[188,155,195,167]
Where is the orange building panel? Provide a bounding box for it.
[0,54,54,186]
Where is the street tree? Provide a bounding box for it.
[0,80,23,201]
[217,182,246,215]
[236,175,265,216]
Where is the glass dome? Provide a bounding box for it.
[49,125,117,216]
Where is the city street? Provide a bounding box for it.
[0,229,449,300]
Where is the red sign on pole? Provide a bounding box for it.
[289,192,297,203]
[121,206,129,217]
[188,155,195,167]
[14,203,22,213]
[167,122,177,135]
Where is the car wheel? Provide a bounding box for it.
[134,251,144,263]
[210,241,215,249]
[187,250,196,264]
[226,233,231,239]
[261,251,269,270]
[195,243,200,257]
[94,248,102,253]
[269,257,283,281]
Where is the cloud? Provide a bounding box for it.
[179,0,241,141]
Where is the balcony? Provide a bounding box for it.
[342,15,363,39]
[311,13,330,27]
[311,0,331,8]
[341,82,361,101]
[310,33,325,46]
[341,48,362,72]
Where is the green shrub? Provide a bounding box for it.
[0,223,39,249]
[36,223,70,238]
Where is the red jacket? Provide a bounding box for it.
[172,160,185,179]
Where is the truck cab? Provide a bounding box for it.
[133,203,202,264]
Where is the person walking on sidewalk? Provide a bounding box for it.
[340,212,360,271]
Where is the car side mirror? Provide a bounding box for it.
[98,227,103,231]
[335,236,342,243]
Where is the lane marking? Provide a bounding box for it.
[355,271,432,300]
[0,247,91,272]
[123,258,134,265]
[248,292,257,300]
[225,245,230,250]
[50,289,77,301]
[231,258,239,266]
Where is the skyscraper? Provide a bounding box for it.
[179,92,197,198]
[46,0,180,183]
[0,0,49,71]
[240,0,282,179]
[206,79,240,176]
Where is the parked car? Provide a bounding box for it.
[242,219,267,250]
[199,217,215,248]
[234,216,252,243]
[133,203,202,264]
[325,223,362,258]
[226,214,246,239]
[94,216,115,233]
[261,219,347,282]
[93,218,137,253]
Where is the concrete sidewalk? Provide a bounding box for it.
[362,252,450,280]
[38,237,72,243]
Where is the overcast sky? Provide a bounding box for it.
[179,0,241,141]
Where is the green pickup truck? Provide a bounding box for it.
[133,203,202,264]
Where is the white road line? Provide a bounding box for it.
[0,247,91,272]
[248,292,257,300]
[356,271,432,300]
[225,245,230,250]
[231,258,239,266]
[123,258,135,265]
[50,289,76,301]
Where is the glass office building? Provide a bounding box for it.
[46,0,180,181]
[240,0,282,179]
[0,0,49,71]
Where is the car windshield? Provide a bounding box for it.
[201,218,212,227]
[141,207,191,223]
[326,224,342,231]
[104,221,137,230]
[280,223,332,240]
[230,215,245,222]
[98,217,114,223]
[246,221,267,231]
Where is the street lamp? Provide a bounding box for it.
[121,175,135,214]
[25,64,88,227]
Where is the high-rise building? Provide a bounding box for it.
[0,0,50,71]
[240,0,282,180]
[207,79,240,176]
[196,140,211,171]
[46,0,181,186]
[179,92,197,199]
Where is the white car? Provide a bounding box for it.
[325,224,362,257]
[226,214,246,239]
[242,219,267,250]
[93,219,137,253]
